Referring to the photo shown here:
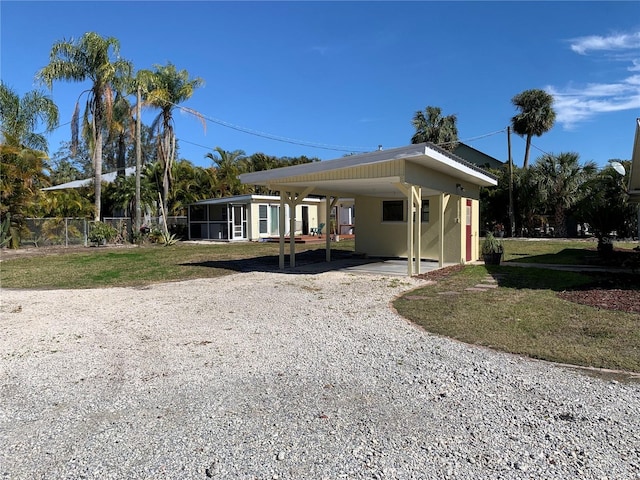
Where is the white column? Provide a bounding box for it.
[279,193,285,269]
[439,193,445,268]
[406,188,413,277]
[413,186,422,275]
[289,196,296,268]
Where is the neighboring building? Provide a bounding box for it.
[239,142,498,275]
[454,143,504,170]
[41,167,136,191]
[188,195,320,241]
[187,195,355,241]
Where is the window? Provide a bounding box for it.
[421,199,430,223]
[382,200,404,222]
[190,205,206,221]
[258,205,268,234]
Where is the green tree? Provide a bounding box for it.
[0,84,59,245]
[37,189,93,218]
[410,106,458,151]
[206,147,247,197]
[531,152,596,237]
[0,82,59,152]
[511,89,556,169]
[575,160,636,249]
[144,63,204,226]
[169,160,217,215]
[37,32,133,221]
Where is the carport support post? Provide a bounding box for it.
[404,185,421,276]
[412,186,422,275]
[282,186,315,269]
[439,193,446,268]
[394,183,421,276]
[279,193,286,269]
[326,196,339,262]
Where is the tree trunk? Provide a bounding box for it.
[135,86,142,232]
[94,129,103,222]
[523,134,532,169]
[555,204,567,237]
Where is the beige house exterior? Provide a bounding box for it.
[239,142,498,276]
[188,195,322,241]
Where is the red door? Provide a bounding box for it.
[465,200,472,261]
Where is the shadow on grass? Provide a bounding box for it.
[485,265,640,292]
[181,248,381,274]
[506,247,640,268]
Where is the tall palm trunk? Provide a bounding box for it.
[554,204,567,237]
[93,114,103,222]
[523,134,532,169]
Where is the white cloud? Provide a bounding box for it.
[551,31,640,129]
[548,76,640,129]
[570,32,640,55]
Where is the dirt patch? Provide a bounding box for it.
[557,272,640,314]
[558,289,640,314]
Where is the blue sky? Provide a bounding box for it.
[2,1,639,170]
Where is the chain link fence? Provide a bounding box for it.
[20,217,187,249]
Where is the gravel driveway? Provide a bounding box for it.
[1,271,639,479]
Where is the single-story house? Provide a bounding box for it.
[187,194,356,241]
[239,142,498,275]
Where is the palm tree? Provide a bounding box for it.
[0,84,59,244]
[532,152,596,237]
[511,89,556,169]
[144,63,204,227]
[410,106,459,151]
[37,32,132,221]
[205,147,247,197]
[0,82,59,152]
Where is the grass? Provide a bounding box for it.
[0,240,356,289]
[502,238,638,265]
[394,264,640,374]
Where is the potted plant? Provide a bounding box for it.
[481,232,503,265]
[88,221,117,246]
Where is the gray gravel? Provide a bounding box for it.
[1,270,639,479]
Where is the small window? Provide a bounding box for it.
[421,199,430,223]
[382,200,404,222]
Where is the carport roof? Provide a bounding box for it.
[239,142,498,197]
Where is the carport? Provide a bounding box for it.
[239,142,498,276]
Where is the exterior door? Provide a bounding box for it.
[466,199,472,261]
[231,205,245,240]
[301,206,309,235]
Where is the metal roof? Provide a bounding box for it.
[239,142,497,197]
[42,167,137,191]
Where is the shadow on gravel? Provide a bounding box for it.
[181,249,381,274]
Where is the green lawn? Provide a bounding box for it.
[394,264,640,374]
[0,240,356,289]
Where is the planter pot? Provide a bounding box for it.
[483,252,502,265]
